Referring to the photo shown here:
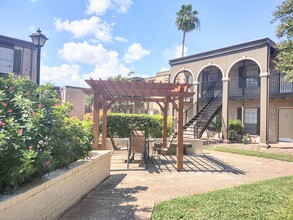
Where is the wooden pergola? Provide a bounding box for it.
[84,79,194,170]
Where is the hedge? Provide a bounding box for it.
[84,113,173,138]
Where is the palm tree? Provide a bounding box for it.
[175,4,200,57]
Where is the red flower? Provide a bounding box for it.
[55,103,61,107]
[18,129,23,134]
[0,121,6,126]
[2,103,7,107]
[38,104,42,108]
[7,110,13,113]
[45,161,51,166]
[9,86,14,91]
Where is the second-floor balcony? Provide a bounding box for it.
[228,74,293,98]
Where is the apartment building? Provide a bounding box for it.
[0,34,37,81]
[165,38,293,144]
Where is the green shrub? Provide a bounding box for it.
[0,75,93,193]
[84,113,172,138]
[242,133,250,144]
[228,119,243,141]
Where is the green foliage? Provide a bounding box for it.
[0,75,93,193]
[272,0,293,81]
[242,133,250,144]
[175,4,200,57]
[228,119,243,141]
[84,113,172,138]
[152,176,293,219]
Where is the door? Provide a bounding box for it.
[279,108,293,142]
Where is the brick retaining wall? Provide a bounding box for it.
[0,150,111,220]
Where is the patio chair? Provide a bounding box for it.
[127,130,148,169]
[153,136,191,156]
[107,132,128,151]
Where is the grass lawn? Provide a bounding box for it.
[205,146,293,162]
[151,175,293,220]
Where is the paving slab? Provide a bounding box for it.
[59,150,293,220]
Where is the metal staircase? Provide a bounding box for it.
[172,84,222,141]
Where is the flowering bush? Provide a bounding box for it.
[0,75,93,193]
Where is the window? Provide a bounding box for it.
[244,107,260,135]
[244,108,257,124]
[164,75,170,83]
[0,47,14,74]
[245,77,258,88]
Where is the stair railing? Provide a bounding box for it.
[184,82,221,125]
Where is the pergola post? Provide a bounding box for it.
[176,96,184,171]
[102,97,107,150]
[93,94,100,150]
[162,98,168,148]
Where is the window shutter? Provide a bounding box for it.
[13,49,22,74]
[202,72,208,93]
[257,107,260,135]
[237,108,242,122]
[238,66,244,88]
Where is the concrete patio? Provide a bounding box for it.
[59,149,293,220]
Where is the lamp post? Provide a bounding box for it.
[30,28,48,85]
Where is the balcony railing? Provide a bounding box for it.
[229,76,260,97]
[228,74,293,97]
[270,74,293,94]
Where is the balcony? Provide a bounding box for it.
[270,74,293,97]
[228,74,293,99]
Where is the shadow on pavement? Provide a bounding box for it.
[59,174,150,220]
[147,154,245,174]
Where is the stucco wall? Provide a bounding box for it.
[269,98,293,142]
[227,98,293,142]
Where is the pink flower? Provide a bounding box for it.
[9,86,14,91]
[18,129,23,134]
[28,146,33,150]
[55,103,61,107]
[38,104,42,108]
[2,103,7,107]
[45,161,51,166]
[7,110,13,113]
[32,111,36,115]
[0,121,6,126]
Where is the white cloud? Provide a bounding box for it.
[59,41,117,65]
[57,41,131,80]
[114,36,128,42]
[86,0,112,15]
[41,64,84,86]
[54,16,112,42]
[113,0,133,13]
[84,61,130,80]
[164,44,188,59]
[86,0,133,15]
[123,43,150,63]
[175,45,188,58]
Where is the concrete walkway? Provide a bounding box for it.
[59,150,293,220]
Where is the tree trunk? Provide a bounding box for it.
[182,31,186,57]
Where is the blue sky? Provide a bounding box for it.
[0,0,283,87]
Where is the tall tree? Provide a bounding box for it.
[272,0,293,81]
[175,4,200,57]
